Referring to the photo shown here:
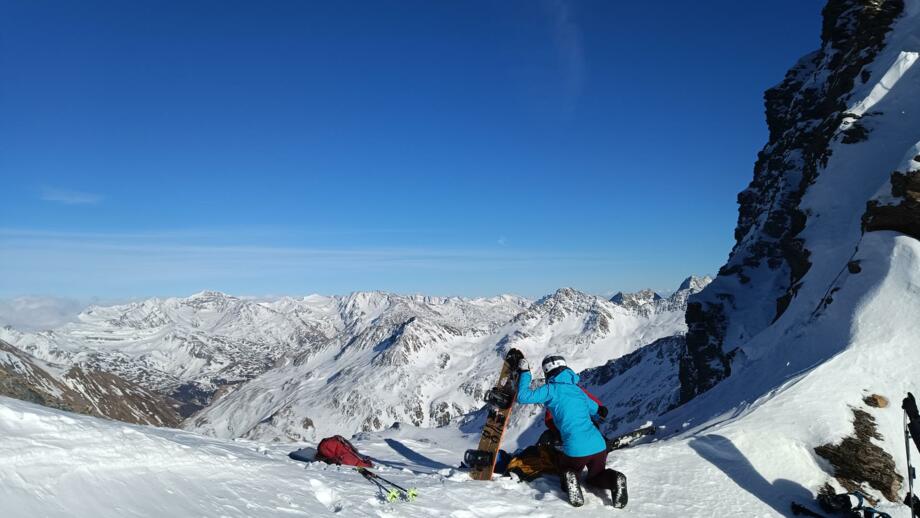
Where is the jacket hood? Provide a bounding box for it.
[549,368,579,385]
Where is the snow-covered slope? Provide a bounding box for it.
[681,0,917,402]
[676,0,920,416]
[663,231,920,513]
[659,0,920,507]
[461,230,920,517]
[3,395,782,518]
[189,279,706,442]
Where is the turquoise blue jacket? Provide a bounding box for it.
[517,368,606,457]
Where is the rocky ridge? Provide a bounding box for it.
[0,339,180,426]
[681,0,910,402]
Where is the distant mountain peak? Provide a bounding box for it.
[182,291,239,307]
[188,290,232,300]
[544,287,594,303]
[611,276,712,317]
[610,289,662,306]
[678,275,713,292]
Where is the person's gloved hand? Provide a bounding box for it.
[597,406,609,419]
[518,358,530,372]
[904,392,920,421]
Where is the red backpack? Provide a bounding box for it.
[314,435,373,468]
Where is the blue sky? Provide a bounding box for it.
[0,0,824,299]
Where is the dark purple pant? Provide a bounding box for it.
[558,450,621,490]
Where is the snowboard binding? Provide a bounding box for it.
[484,388,514,410]
[463,449,493,469]
[817,491,891,518]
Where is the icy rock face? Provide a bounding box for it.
[864,163,920,238]
[681,0,907,403]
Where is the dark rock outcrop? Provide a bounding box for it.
[863,169,920,239]
[814,408,902,501]
[680,0,905,403]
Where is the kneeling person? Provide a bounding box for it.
[515,354,627,508]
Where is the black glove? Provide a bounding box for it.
[597,406,609,419]
[904,493,920,515]
[904,393,920,421]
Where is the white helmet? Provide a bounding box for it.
[542,355,567,379]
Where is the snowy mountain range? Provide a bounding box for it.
[191,280,708,442]
[0,277,710,441]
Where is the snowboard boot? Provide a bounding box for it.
[611,471,628,509]
[818,491,862,514]
[563,470,584,507]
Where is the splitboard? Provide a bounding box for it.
[465,347,524,481]
[606,424,656,452]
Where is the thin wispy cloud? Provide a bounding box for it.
[543,0,586,117]
[40,188,104,205]
[0,228,623,298]
[0,226,429,243]
[0,229,605,268]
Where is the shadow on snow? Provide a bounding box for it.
[689,434,813,518]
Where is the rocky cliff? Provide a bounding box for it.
[680,0,912,402]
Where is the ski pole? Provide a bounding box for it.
[907,411,917,518]
[366,471,410,493]
[357,468,401,502]
[374,472,419,501]
[356,468,419,501]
